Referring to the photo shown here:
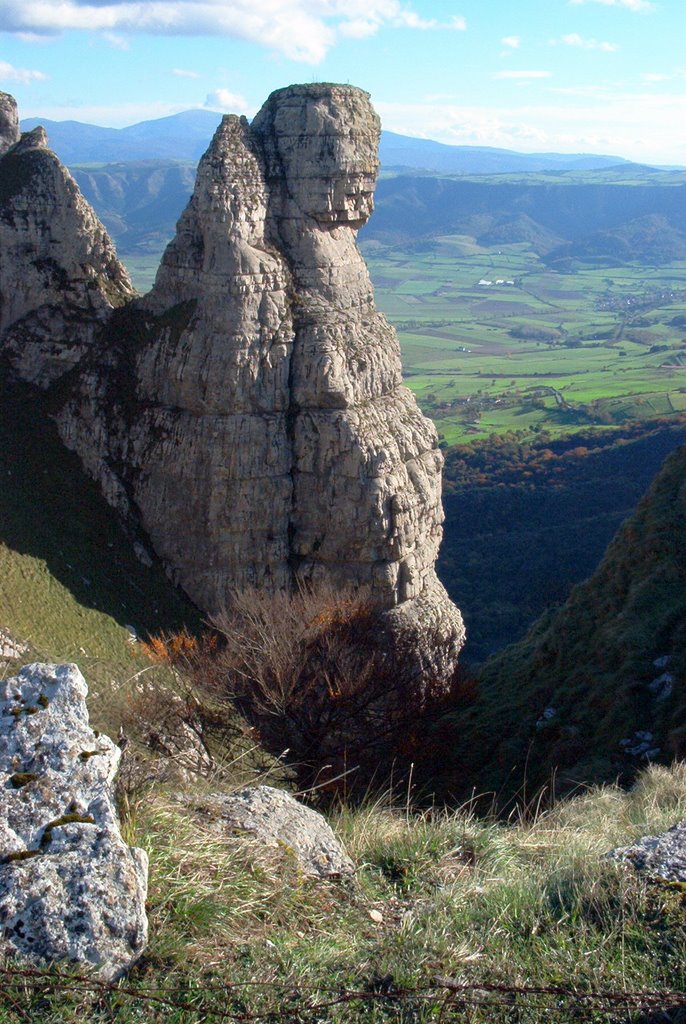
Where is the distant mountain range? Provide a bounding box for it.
[365,174,686,265]
[19,109,686,268]
[378,130,636,175]
[21,109,223,164]
[21,109,647,175]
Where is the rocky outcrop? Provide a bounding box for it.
[0,95,135,387]
[58,83,464,684]
[0,93,19,157]
[608,821,686,882]
[0,85,463,685]
[0,663,148,978]
[190,785,355,878]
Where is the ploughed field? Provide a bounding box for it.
[361,237,686,445]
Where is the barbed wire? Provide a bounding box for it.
[1,963,686,1021]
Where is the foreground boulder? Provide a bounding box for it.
[196,785,355,879]
[0,663,148,979]
[608,821,686,882]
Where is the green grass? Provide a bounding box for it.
[361,238,686,445]
[3,763,686,1021]
[0,371,201,735]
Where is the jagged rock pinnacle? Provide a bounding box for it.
[0,92,19,156]
[0,103,135,386]
[0,84,465,686]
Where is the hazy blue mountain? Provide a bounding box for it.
[543,213,686,267]
[22,110,638,174]
[363,174,686,251]
[21,109,222,163]
[378,130,633,174]
[71,161,196,253]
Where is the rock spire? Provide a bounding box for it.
[0,84,465,684]
[0,104,135,386]
[0,92,19,156]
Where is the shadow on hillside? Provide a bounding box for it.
[0,370,199,637]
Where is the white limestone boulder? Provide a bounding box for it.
[608,821,686,882]
[198,785,355,879]
[0,663,148,979]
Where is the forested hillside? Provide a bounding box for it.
[436,440,686,803]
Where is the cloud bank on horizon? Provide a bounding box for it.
[0,0,684,164]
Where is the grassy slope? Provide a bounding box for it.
[0,370,201,730]
[3,762,686,1021]
[438,444,686,802]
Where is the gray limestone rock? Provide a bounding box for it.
[0,628,28,661]
[58,83,464,687]
[0,113,135,387]
[0,84,464,690]
[607,821,686,881]
[0,93,19,156]
[198,785,355,878]
[0,663,148,979]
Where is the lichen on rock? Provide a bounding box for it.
[0,663,148,979]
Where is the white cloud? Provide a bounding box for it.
[394,10,438,29]
[102,31,129,49]
[0,0,465,63]
[501,35,520,48]
[494,70,552,79]
[0,60,47,83]
[339,18,378,38]
[641,72,670,81]
[172,68,200,78]
[341,8,465,35]
[569,0,654,10]
[204,88,250,114]
[559,33,619,51]
[375,88,686,164]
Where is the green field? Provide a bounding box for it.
[363,237,686,444]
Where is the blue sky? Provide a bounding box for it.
[0,0,684,163]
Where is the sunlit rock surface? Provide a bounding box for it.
[0,663,148,979]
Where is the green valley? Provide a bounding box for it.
[363,236,686,445]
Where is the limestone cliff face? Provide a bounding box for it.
[2,83,464,683]
[250,86,461,659]
[0,93,19,156]
[0,96,135,386]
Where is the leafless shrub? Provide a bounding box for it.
[193,582,451,798]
